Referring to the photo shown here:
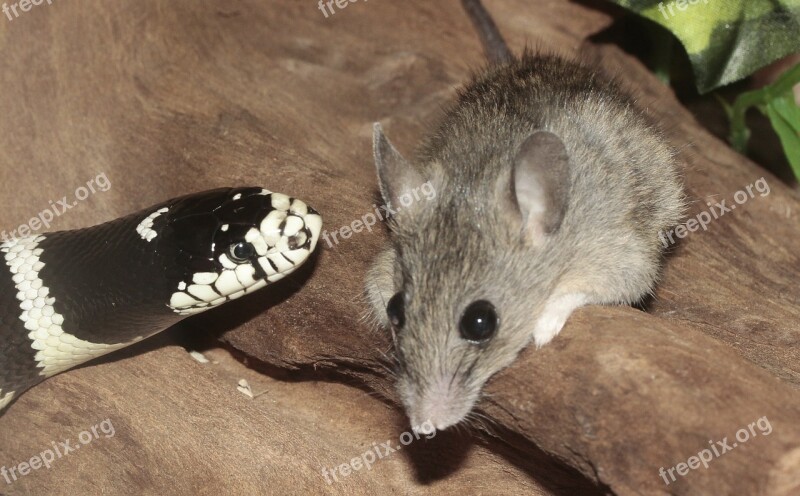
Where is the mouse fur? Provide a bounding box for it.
[365,9,685,431]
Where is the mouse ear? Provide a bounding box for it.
[373,123,426,209]
[510,131,571,242]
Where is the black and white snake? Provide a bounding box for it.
[0,187,321,411]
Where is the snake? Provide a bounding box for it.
[0,187,321,411]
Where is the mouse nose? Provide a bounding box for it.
[411,409,459,432]
[407,378,472,431]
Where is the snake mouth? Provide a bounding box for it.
[255,195,322,283]
[168,190,322,316]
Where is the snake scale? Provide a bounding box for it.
[0,187,321,411]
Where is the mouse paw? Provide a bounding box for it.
[533,293,587,348]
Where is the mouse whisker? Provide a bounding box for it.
[461,353,482,386]
[374,347,399,372]
[449,352,469,390]
[374,361,398,380]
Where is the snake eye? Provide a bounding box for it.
[229,241,255,263]
[459,300,498,343]
[386,292,405,329]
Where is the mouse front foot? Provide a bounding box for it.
[532,293,588,348]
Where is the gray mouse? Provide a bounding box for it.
[365,0,685,431]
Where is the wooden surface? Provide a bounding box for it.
[0,0,798,494]
[0,339,567,494]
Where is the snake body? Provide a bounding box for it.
[0,187,321,410]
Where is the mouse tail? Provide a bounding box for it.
[461,0,513,65]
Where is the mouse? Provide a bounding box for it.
[365,0,685,431]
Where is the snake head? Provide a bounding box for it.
[144,187,322,316]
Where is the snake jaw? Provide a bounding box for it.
[167,191,322,316]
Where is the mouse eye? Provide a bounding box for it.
[386,292,405,329]
[459,300,498,343]
[228,241,255,263]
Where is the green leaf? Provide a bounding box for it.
[771,92,800,129]
[764,94,800,179]
[726,64,800,154]
[608,0,800,93]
